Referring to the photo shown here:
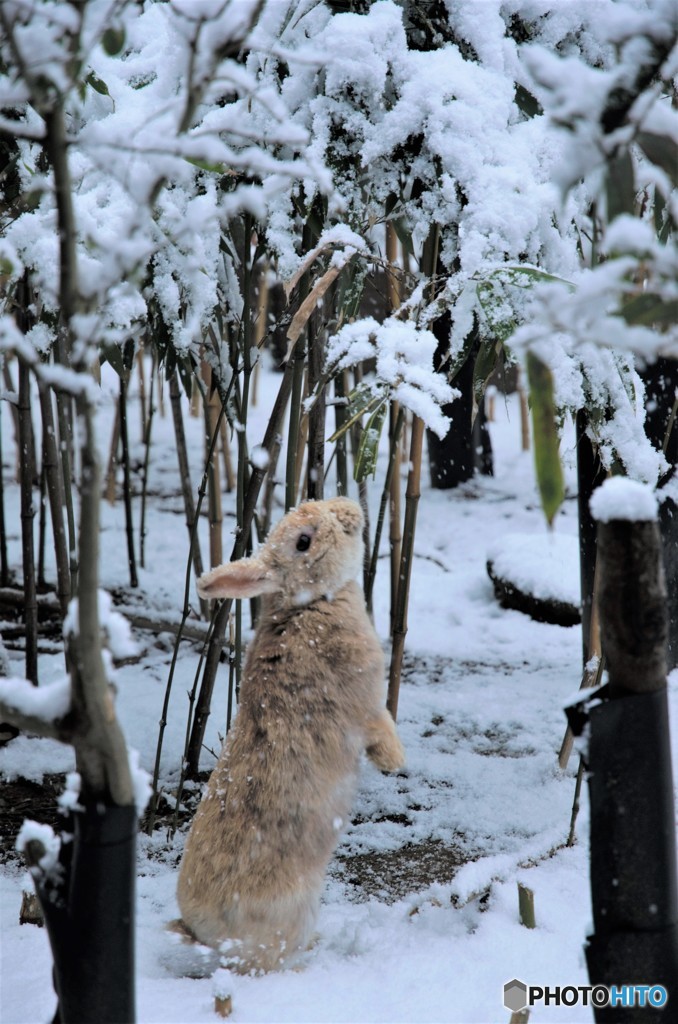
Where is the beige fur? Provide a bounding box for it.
[177,498,404,972]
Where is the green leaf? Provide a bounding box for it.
[606,149,636,222]
[327,381,386,443]
[102,25,126,57]
[473,337,501,404]
[515,84,542,119]
[619,292,678,329]
[384,194,400,217]
[526,350,565,527]
[100,342,126,379]
[86,70,110,97]
[177,354,195,399]
[636,132,678,188]
[184,156,227,175]
[390,216,413,255]
[353,399,388,482]
[448,327,478,383]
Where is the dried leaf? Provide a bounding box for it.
[284,263,344,357]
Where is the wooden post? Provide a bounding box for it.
[567,486,678,1021]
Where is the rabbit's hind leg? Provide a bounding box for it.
[365,710,405,772]
[226,886,322,973]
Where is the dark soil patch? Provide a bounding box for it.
[0,774,66,864]
[332,839,467,903]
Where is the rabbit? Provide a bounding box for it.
[176,497,404,973]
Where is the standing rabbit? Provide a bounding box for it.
[177,497,404,973]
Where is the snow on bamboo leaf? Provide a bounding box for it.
[326,318,455,438]
[354,399,388,483]
[526,350,565,527]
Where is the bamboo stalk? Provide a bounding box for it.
[567,757,586,847]
[37,462,47,589]
[389,403,403,635]
[385,229,404,633]
[56,388,78,596]
[307,315,325,501]
[251,260,270,409]
[105,404,120,505]
[558,556,602,770]
[286,341,305,510]
[260,428,283,540]
[167,611,219,839]
[18,353,38,685]
[139,349,156,570]
[119,372,138,588]
[219,416,235,493]
[202,363,224,569]
[168,371,207,616]
[334,370,348,497]
[387,415,425,720]
[517,883,536,928]
[0,407,8,586]
[294,372,309,504]
[38,382,70,615]
[136,347,147,440]
[2,360,21,480]
[365,406,404,616]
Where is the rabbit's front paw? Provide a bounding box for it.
[365,712,405,772]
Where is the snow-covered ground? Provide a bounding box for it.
[1,362,676,1022]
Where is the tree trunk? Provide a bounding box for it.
[426,318,493,488]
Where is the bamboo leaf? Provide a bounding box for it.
[390,216,413,255]
[606,149,636,222]
[102,26,126,56]
[100,342,126,379]
[327,381,386,443]
[636,132,678,188]
[515,84,542,119]
[448,327,478,382]
[473,337,501,404]
[184,156,228,175]
[526,350,565,526]
[354,399,388,482]
[619,292,678,329]
[86,71,111,98]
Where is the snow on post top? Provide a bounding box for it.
[589,477,658,524]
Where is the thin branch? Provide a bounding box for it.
[0,696,74,743]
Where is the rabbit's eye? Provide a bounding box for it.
[296,533,312,552]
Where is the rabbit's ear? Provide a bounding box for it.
[327,497,363,536]
[197,559,278,600]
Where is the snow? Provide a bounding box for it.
[15,821,62,883]
[0,675,71,723]
[327,318,456,438]
[589,475,659,522]
[486,532,580,607]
